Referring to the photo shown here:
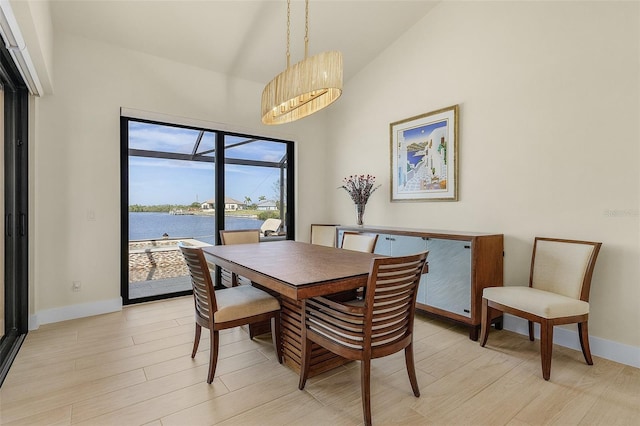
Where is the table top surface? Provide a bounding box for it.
[202,240,380,298]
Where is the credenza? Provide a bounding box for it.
[337,225,504,340]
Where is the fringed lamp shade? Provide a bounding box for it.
[261,50,343,125]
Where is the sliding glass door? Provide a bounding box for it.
[124,122,216,301]
[121,117,294,304]
[0,85,4,341]
[0,41,29,386]
[223,137,290,236]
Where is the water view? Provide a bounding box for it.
[129,212,263,245]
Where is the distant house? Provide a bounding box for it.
[224,197,243,211]
[200,199,214,210]
[200,197,245,211]
[256,200,278,211]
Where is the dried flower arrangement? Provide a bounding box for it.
[339,175,381,225]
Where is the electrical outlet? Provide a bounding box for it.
[72,281,81,292]
[87,210,96,221]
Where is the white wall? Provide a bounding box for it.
[31,32,331,322]
[327,1,640,351]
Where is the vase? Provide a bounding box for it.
[355,203,366,226]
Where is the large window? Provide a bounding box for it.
[120,117,294,304]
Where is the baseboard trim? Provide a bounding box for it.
[29,298,123,330]
[503,314,640,369]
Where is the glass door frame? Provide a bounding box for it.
[120,116,295,305]
[0,38,29,387]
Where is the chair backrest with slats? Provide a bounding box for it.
[178,242,217,327]
[341,232,379,253]
[364,251,428,349]
[220,229,260,245]
[530,238,601,301]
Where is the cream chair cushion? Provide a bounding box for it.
[214,285,280,323]
[483,286,589,319]
[532,240,595,298]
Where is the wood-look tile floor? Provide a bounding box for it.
[1,295,638,425]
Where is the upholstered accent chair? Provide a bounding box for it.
[480,237,602,380]
[178,242,282,383]
[298,252,428,426]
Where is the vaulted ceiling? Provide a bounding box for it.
[50,0,439,85]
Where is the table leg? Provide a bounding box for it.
[280,295,350,377]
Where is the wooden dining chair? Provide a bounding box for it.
[310,223,340,247]
[298,251,429,426]
[341,231,380,300]
[178,242,282,383]
[219,229,260,245]
[480,237,602,380]
[219,229,260,287]
[341,231,379,253]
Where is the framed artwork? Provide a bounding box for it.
[390,105,459,202]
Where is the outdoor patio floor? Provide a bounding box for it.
[129,275,192,299]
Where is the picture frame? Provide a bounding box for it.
[390,104,459,202]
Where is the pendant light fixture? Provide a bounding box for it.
[261,0,343,125]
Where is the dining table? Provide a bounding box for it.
[202,240,381,376]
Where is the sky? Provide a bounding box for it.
[402,119,448,146]
[128,121,285,206]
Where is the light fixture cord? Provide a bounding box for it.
[304,0,309,59]
[286,0,291,68]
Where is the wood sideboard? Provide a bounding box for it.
[337,226,504,340]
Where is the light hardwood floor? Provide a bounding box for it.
[1,295,638,425]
